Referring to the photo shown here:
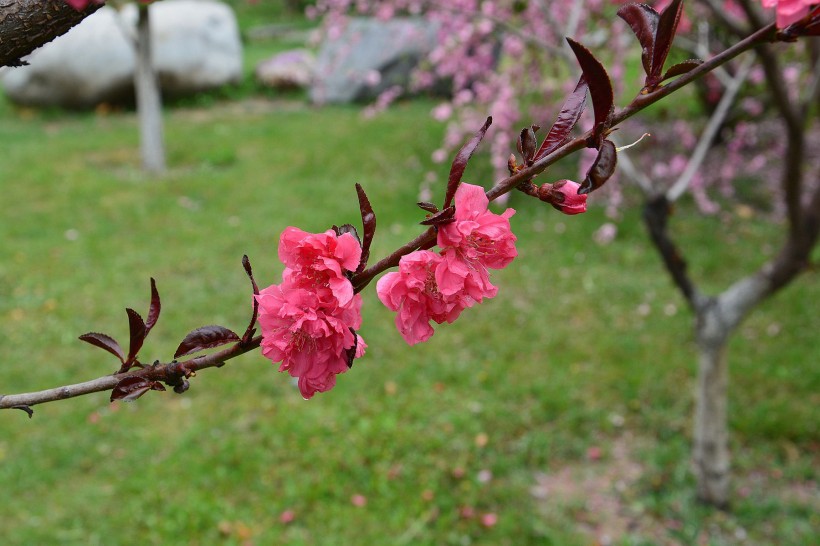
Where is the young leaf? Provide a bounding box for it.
[517,125,538,164]
[242,255,260,295]
[355,183,376,273]
[110,376,166,403]
[566,39,613,132]
[443,116,492,209]
[579,139,617,195]
[145,277,161,333]
[649,0,684,88]
[417,201,439,214]
[12,405,34,418]
[79,332,126,363]
[617,3,659,77]
[535,76,588,160]
[174,325,240,358]
[660,59,703,83]
[333,224,361,244]
[241,255,260,344]
[125,308,147,366]
[345,328,358,368]
[419,205,456,226]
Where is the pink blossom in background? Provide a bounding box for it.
[549,180,588,216]
[437,183,517,270]
[376,250,467,345]
[761,0,815,28]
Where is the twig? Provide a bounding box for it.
[642,195,706,310]
[0,337,261,412]
[667,55,754,202]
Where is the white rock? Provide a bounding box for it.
[255,49,315,90]
[2,0,242,108]
[2,6,133,108]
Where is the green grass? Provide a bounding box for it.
[0,96,817,545]
[0,7,818,546]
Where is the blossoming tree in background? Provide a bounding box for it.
[0,0,818,510]
[311,0,820,507]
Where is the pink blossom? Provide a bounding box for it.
[278,227,361,307]
[62,0,103,9]
[437,183,517,270]
[376,251,467,345]
[761,0,814,27]
[548,180,588,216]
[256,283,365,399]
[436,248,498,301]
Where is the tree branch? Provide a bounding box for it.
[0,0,102,67]
[642,195,706,310]
[0,11,784,413]
[0,336,261,412]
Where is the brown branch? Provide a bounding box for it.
[762,171,820,295]
[642,195,704,310]
[0,0,102,67]
[0,336,261,412]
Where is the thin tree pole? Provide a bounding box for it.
[134,2,166,173]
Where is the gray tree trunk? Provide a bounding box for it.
[134,3,166,174]
[693,302,731,507]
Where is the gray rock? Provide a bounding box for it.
[255,49,315,91]
[2,0,242,108]
[310,17,438,104]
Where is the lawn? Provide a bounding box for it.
[0,5,818,546]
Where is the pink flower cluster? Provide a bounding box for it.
[377,183,517,345]
[761,0,815,28]
[256,228,365,399]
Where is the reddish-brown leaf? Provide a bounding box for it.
[420,205,456,226]
[535,76,588,160]
[443,116,492,209]
[660,59,703,83]
[333,224,360,243]
[649,0,684,87]
[110,376,166,403]
[416,201,439,214]
[79,332,126,363]
[579,139,617,195]
[145,277,161,333]
[345,328,358,369]
[241,255,260,344]
[566,39,613,131]
[517,125,538,163]
[355,183,376,273]
[174,325,240,358]
[617,3,659,77]
[125,308,146,366]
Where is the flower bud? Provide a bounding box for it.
[538,180,588,215]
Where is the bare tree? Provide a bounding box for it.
[619,0,820,508]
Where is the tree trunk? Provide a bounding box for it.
[134,3,166,174]
[0,0,100,68]
[693,303,731,508]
